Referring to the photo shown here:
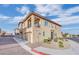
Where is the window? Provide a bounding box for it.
[51,25,53,28]
[45,21,48,26]
[28,19,31,28]
[34,17,40,27]
[43,31,45,36]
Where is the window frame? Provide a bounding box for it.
[28,18,31,28]
[43,31,45,36]
[34,16,40,27]
[44,20,48,26]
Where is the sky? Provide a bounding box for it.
[0,4,79,34]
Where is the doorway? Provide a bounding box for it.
[27,32,32,43]
[51,31,54,40]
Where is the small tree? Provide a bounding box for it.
[72,35,76,37]
[63,33,69,38]
[77,34,79,37]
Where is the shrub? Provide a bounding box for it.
[54,38,63,42]
[59,41,64,48]
[44,38,51,44]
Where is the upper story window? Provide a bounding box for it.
[34,16,40,27]
[43,31,45,36]
[18,22,23,29]
[28,18,31,28]
[51,24,53,28]
[45,20,48,26]
[19,24,22,29]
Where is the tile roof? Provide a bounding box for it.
[19,12,61,27]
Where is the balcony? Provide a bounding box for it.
[34,23,40,27]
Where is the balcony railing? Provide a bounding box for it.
[34,23,40,27]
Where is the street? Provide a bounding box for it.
[69,37,79,43]
[0,36,32,55]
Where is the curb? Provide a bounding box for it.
[13,37,48,55]
[13,37,39,55]
[32,49,48,55]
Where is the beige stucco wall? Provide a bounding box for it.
[32,16,62,44]
[20,15,63,45]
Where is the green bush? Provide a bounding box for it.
[59,41,64,48]
[54,38,63,42]
[59,41,63,44]
[59,44,64,48]
[44,38,51,44]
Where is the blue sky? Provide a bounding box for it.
[0,4,79,34]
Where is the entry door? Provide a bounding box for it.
[27,33,31,43]
[35,30,41,44]
[51,31,54,40]
[25,33,28,41]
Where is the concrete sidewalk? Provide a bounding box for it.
[33,40,79,55]
[13,37,42,55]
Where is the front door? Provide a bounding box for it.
[27,33,31,43]
[51,31,54,40]
[25,33,28,41]
[35,30,41,44]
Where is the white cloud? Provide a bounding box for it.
[58,6,79,18]
[52,16,79,25]
[0,14,24,24]
[34,4,62,16]
[0,14,10,20]
[9,16,23,24]
[35,4,78,18]
[65,6,79,16]
[50,5,79,26]
[16,6,30,15]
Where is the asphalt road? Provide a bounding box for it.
[0,37,32,55]
[69,37,79,43]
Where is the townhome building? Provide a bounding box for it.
[15,28,20,35]
[18,12,69,48]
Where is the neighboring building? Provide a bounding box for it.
[0,29,6,36]
[18,12,68,48]
[0,28,12,37]
[15,28,20,35]
[5,32,13,36]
